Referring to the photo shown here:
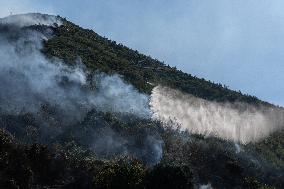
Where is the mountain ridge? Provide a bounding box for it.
[0,13,283,189]
[43,16,277,107]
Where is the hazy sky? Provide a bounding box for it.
[1,0,284,106]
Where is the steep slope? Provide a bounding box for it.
[42,16,284,169]
[43,18,271,106]
[0,13,283,189]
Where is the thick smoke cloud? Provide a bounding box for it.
[0,13,62,27]
[0,14,161,165]
[91,74,151,118]
[0,14,150,120]
[150,86,284,144]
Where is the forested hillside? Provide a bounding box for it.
[43,19,270,105]
[0,14,283,189]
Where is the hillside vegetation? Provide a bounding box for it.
[43,19,270,105]
[0,14,283,188]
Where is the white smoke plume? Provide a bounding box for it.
[91,73,151,118]
[0,14,151,120]
[0,13,62,27]
[150,86,284,144]
[0,14,162,165]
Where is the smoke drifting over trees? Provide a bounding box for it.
[150,86,284,144]
[0,15,150,119]
[0,13,283,188]
[0,13,62,27]
[0,13,161,165]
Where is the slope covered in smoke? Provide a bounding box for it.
[0,13,161,165]
[0,13,283,189]
[0,15,150,119]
